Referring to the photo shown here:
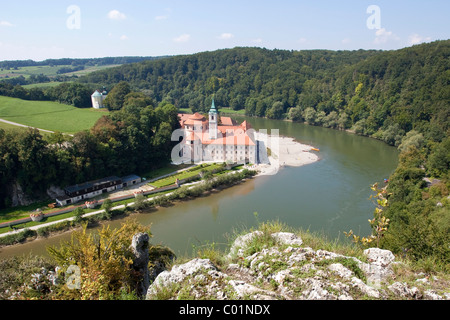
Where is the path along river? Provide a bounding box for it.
[0,117,398,259]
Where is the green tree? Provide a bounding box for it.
[427,137,450,178]
[133,194,147,212]
[266,101,284,119]
[15,128,56,195]
[302,107,316,125]
[101,199,113,219]
[73,207,85,224]
[398,130,425,152]
[288,106,303,122]
[123,92,155,109]
[104,81,131,110]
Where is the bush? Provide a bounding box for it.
[0,228,36,246]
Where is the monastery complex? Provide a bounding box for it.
[177,100,258,165]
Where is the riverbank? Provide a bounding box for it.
[0,167,259,249]
[253,132,320,176]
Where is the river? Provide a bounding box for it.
[0,117,399,259]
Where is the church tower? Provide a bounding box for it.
[208,98,218,140]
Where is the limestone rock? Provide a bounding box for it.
[145,230,448,301]
[228,280,281,300]
[131,232,150,298]
[146,258,218,298]
[271,232,303,246]
[423,290,444,300]
[363,248,395,267]
[228,231,263,258]
[351,277,380,298]
[328,263,353,280]
[388,282,422,299]
[10,180,34,207]
[359,262,394,286]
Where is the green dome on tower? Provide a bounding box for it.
[209,98,218,114]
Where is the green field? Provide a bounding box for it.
[219,107,246,115]
[0,96,108,134]
[0,64,121,80]
[0,65,66,78]
[22,82,70,89]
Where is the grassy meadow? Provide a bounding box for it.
[0,64,121,79]
[0,96,108,134]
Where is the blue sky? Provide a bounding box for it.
[0,0,448,61]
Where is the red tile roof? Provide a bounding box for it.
[178,113,255,146]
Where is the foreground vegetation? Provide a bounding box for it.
[1,219,448,300]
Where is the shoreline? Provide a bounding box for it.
[253,132,320,177]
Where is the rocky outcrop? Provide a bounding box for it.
[9,180,34,207]
[130,232,150,298]
[146,231,450,300]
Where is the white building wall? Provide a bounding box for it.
[91,96,103,109]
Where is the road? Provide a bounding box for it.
[0,118,55,134]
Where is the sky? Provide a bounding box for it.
[0,0,448,61]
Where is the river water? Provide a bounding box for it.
[0,117,398,259]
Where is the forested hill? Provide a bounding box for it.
[78,46,380,113]
[0,56,168,69]
[79,41,450,266]
[78,40,449,144]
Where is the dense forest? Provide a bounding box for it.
[79,41,449,265]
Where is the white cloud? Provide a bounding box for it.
[0,21,14,27]
[341,38,351,44]
[218,33,234,40]
[298,37,308,44]
[373,28,399,44]
[120,35,129,41]
[408,33,431,45]
[173,34,190,43]
[155,15,168,21]
[107,10,126,21]
[252,38,263,44]
[155,8,171,21]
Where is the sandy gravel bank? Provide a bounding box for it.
[252,132,320,176]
